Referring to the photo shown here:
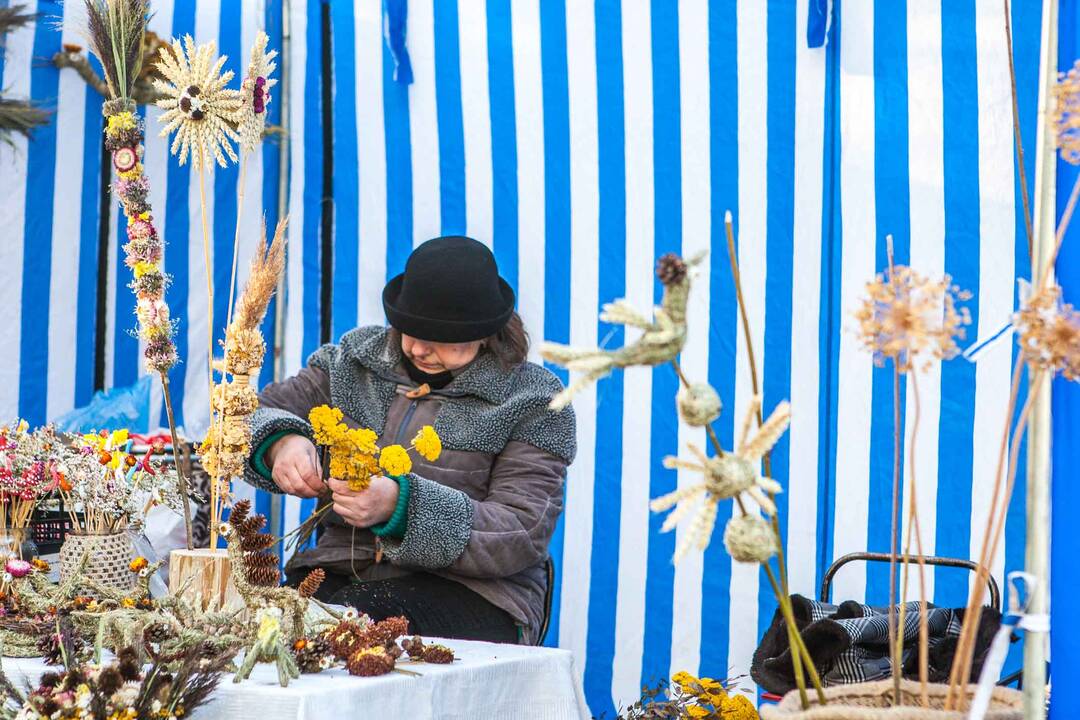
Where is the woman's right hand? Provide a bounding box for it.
[266,435,325,498]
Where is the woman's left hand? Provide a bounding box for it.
[328,476,400,528]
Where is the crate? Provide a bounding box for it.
[29,506,77,555]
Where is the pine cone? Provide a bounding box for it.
[245,552,278,568]
[229,500,252,527]
[297,568,325,598]
[401,635,426,659]
[240,532,277,552]
[245,564,281,587]
[655,253,688,286]
[423,644,454,664]
[292,637,333,674]
[346,647,395,677]
[143,622,172,644]
[239,514,267,535]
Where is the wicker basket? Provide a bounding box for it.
[60,531,135,595]
[759,680,1023,720]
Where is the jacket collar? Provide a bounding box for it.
[339,326,515,404]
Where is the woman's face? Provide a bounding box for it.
[400,334,483,373]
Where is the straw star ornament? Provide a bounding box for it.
[154,35,242,169]
[651,397,790,562]
[236,30,278,153]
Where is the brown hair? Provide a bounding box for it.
[387,311,530,371]
[485,312,530,369]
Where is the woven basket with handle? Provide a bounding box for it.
[760,679,1022,720]
[60,530,135,595]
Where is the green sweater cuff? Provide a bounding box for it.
[250,429,298,482]
[370,475,410,539]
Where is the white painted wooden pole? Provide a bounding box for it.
[1024,0,1057,716]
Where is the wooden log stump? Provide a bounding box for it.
[169,548,243,612]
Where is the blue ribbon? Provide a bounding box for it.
[383,0,414,85]
[807,0,831,48]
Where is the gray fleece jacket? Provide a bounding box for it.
[243,326,576,644]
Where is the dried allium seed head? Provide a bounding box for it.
[1014,284,1080,381]
[853,265,971,373]
[1053,60,1080,165]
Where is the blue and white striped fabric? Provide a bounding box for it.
[0,0,1060,715]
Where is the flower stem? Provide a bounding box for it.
[160,373,193,550]
[1002,0,1034,263]
[945,360,1025,708]
[946,370,1043,710]
[197,146,217,549]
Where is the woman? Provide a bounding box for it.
[243,236,576,644]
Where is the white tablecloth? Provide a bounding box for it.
[4,639,589,720]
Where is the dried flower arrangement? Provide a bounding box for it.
[151,28,282,548]
[852,239,972,706]
[542,238,826,709]
[200,218,287,543]
[81,0,193,548]
[603,672,758,720]
[52,430,185,535]
[309,406,442,489]
[0,645,231,720]
[285,408,443,549]
[0,422,61,555]
[939,61,1080,711]
[318,615,453,678]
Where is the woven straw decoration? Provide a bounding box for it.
[759,680,1022,720]
[60,531,135,595]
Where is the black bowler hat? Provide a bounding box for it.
[382,236,516,343]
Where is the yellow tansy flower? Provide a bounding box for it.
[310,405,347,445]
[672,671,697,690]
[412,425,442,462]
[107,112,137,134]
[378,444,412,477]
[686,707,711,719]
[347,426,379,455]
[722,694,758,720]
[121,597,136,608]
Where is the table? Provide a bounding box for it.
[3,639,589,720]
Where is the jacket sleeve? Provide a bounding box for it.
[243,366,332,493]
[378,440,567,577]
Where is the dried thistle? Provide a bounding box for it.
[1014,283,1080,380]
[154,35,242,168]
[651,397,789,562]
[236,31,278,154]
[853,265,971,373]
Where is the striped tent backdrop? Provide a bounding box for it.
[0,0,287,519]
[0,0,1065,716]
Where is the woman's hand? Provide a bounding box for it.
[266,435,325,498]
[329,476,400,528]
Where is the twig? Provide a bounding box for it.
[947,370,1043,710]
[1003,0,1034,262]
[945,360,1025,707]
[885,236,903,705]
[160,374,193,549]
